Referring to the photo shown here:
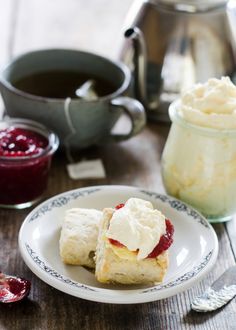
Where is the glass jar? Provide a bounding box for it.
[161,100,236,223]
[0,118,59,209]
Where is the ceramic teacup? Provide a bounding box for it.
[0,49,146,150]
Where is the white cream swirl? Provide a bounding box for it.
[179,77,236,129]
[106,198,166,260]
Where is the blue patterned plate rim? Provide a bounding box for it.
[18,185,219,304]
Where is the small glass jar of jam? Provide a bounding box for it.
[0,118,59,209]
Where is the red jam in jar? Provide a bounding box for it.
[0,119,59,208]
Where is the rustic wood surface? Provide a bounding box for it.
[0,1,236,329]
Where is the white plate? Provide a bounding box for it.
[19,185,218,304]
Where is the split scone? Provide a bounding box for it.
[95,198,174,284]
[59,208,102,268]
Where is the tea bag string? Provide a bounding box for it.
[64,97,76,163]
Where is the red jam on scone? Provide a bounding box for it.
[95,198,174,284]
[109,203,174,258]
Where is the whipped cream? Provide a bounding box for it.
[106,198,166,260]
[179,77,236,129]
[162,77,236,218]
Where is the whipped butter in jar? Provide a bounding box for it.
[161,77,236,222]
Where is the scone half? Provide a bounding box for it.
[95,208,169,285]
[59,208,102,268]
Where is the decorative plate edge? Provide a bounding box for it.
[28,188,101,222]
[142,250,213,293]
[140,190,210,229]
[25,243,213,296]
[25,243,97,292]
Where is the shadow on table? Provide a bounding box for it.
[183,307,230,328]
[0,286,163,330]
[0,299,42,330]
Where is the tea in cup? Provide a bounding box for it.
[0,49,146,150]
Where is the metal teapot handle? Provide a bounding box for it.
[124,27,147,108]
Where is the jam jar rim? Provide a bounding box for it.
[169,99,236,138]
[0,117,59,161]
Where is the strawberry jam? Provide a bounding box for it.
[115,203,125,210]
[0,127,48,157]
[0,273,31,303]
[0,119,59,208]
[109,203,174,258]
[147,219,174,258]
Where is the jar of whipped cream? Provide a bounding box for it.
[161,77,236,222]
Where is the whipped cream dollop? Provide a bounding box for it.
[179,77,236,129]
[106,198,166,260]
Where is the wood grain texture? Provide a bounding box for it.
[0,124,236,330]
[0,0,236,329]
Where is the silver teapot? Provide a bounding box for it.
[119,0,236,121]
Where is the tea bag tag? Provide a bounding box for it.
[67,159,106,179]
[75,80,98,100]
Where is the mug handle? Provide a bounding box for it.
[108,96,146,142]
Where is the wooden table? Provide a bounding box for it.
[0,1,236,329]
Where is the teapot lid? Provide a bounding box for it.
[155,0,228,12]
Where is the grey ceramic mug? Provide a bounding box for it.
[0,49,146,150]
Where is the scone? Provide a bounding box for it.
[95,198,174,284]
[59,208,102,268]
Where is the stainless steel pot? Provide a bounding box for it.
[119,0,236,121]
